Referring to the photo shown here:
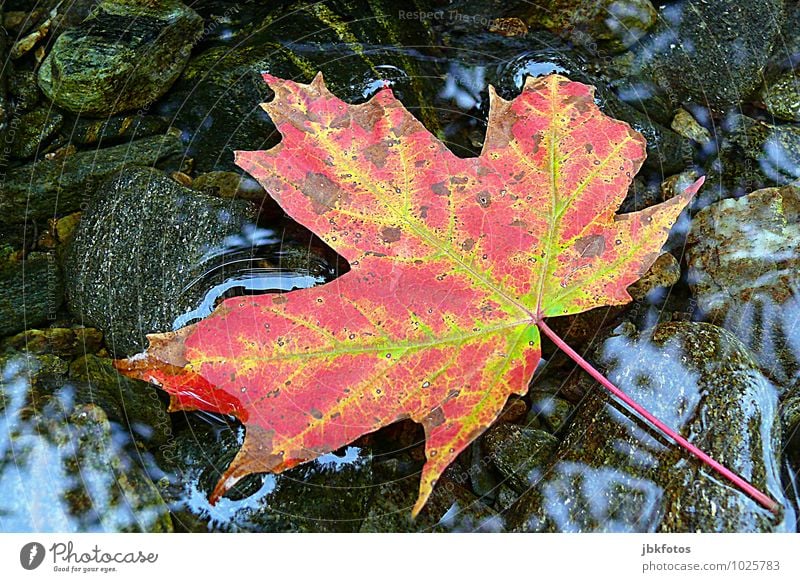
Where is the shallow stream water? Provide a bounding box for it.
[1,0,799,532]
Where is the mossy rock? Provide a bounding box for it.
[37,0,203,116]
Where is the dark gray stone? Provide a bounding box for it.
[68,355,172,446]
[0,248,63,337]
[761,71,800,122]
[0,352,172,531]
[0,12,8,168]
[65,166,259,356]
[162,423,374,532]
[516,0,657,50]
[0,131,184,224]
[626,0,784,111]
[10,106,63,159]
[483,423,558,493]
[727,115,800,185]
[359,459,502,532]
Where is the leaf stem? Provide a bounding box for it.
[536,319,780,515]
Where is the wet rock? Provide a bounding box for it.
[628,253,681,302]
[517,0,657,50]
[0,131,183,225]
[768,1,800,71]
[508,322,792,532]
[68,355,172,446]
[727,115,800,184]
[620,177,665,214]
[782,394,800,464]
[487,17,529,38]
[7,69,41,114]
[483,423,558,493]
[526,391,573,434]
[686,180,800,393]
[38,212,83,261]
[495,484,521,512]
[761,72,800,122]
[191,171,267,201]
[359,458,502,532]
[62,112,169,146]
[621,170,701,214]
[9,3,56,60]
[601,97,693,175]
[158,42,290,173]
[0,350,69,391]
[0,15,8,165]
[468,441,499,500]
[2,327,102,357]
[671,108,711,144]
[37,0,203,116]
[0,247,62,336]
[0,353,172,531]
[65,166,259,355]
[162,423,373,532]
[160,3,444,171]
[497,397,528,423]
[6,2,77,36]
[181,0,267,45]
[10,106,63,159]
[625,0,783,111]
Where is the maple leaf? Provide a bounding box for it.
[116,73,774,516]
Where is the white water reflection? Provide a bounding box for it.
[0,356,169,532]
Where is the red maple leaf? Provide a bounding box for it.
[116,73,776,516]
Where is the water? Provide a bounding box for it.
[172,223,338,329]
[2,0,800,532]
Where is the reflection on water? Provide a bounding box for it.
[540,462,664,533]
[500,52,569,92]
[440,63,486,110]
[174,223,340,329]
[164,418,374,532]
[512,323,795,532]
[0,356,170,532]
[3,0,800,532]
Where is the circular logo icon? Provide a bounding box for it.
[20,542,46,570]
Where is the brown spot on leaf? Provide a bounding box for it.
[354,103,385,133]
[476,191,491,208]
[564,93,592,113]
[309,408,324,419]
[531,133,542,154]
[430,181,448,196]
[462,238,475,251]
[330,113,350,128]
[301,172,347,214]
[575,234,606,258]
[364,142,389,168]
[381,226,402,243]
[425,407,446,428]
